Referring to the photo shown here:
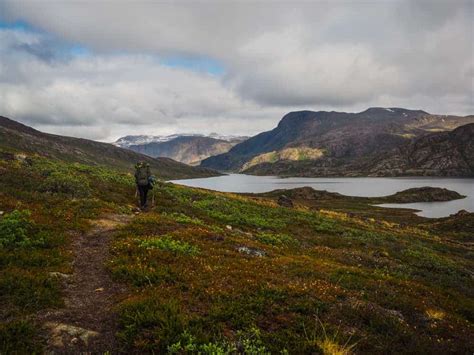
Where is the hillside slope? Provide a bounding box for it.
[1,152,472,353]
[201,108,474,176]
[128,136,238,165]
[245,123,474,177]
[0,116,218,179]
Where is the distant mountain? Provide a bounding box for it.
[128,136,240,165]
[380,123,474,176]
[200,108,474,177]
[115,134,247,165]
[244,123,474,177]
[114,133,247,148]
[0,116,219,180]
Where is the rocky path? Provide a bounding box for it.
[40,214,132,353]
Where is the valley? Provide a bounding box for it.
[0,116,473,353]
[115,134,247,165]
[0,116,218,180]
[2,2,472,353]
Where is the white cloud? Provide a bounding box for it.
[0,28,288,140]
[0,0,472,141]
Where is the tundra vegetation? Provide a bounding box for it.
[0,150,473,354]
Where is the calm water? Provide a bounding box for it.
[171,174,474,218]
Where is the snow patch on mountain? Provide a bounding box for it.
[114,133,248,148]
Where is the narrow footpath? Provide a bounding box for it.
[40,214,132,353]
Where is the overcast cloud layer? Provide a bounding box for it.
[0,0,472,141]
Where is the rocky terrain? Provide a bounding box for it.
[0,116,218,179]
[245,123,474,177]
[201,108,474,177]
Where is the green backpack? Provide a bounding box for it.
[135,163,150,186]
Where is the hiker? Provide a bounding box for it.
[134,161,152,209]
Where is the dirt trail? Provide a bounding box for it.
[40,214,132,353]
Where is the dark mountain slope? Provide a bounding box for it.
[385,122,474,176]
[0,116,218,179]
[244,123,474,177]
[128,136,237,165]
[201,108,474,176]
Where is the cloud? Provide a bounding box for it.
[0,28,287,140]
[0,0,472,140]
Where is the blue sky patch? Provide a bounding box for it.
[160,56,225,76]
[1,19,223,75]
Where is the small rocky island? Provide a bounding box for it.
[253,186,468,224]
[374,187,466,203]
[257,186,465,204]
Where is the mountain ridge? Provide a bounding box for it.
[200,108,474,176]
[114,133,248,148]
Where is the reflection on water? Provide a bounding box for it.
[171,174,474,218]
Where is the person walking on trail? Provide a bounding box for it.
[134,161,151,210]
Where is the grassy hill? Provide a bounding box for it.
[0,146,473,353]
[0,116,218,180]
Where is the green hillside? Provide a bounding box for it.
[0,116,218,180]
[0,148,472,353]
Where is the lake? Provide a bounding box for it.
[171,174,474,218]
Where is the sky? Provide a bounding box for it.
[0,0,472,142]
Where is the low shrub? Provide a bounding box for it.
[110,257,177,286]
[256,232,297,246]
[404,247,461,276]
[168,327,271,354]
[0,210,45,248]
[118,299,187,352]
[39,171,91,198]
[162,212,206,226]
[0,270,62,310]
[0,320,42,354]
[139,235,199,255]
[193,196,286,229]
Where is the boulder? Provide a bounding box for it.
[237,246,266,257]
[454,209,470,217]
[44,322,99,348]
[49,272,71,280]
[277,195,294,207]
